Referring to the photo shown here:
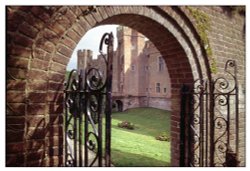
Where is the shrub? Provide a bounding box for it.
[155,132,170,142]
[118,121,135,130]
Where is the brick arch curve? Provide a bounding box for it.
[7,6,211,166]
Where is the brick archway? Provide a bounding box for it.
[7,6,211,166]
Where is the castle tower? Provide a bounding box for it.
[76,26,171,111]
[116,26,146,97]
[77,49,93,71]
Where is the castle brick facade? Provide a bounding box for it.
[77,26,171,111]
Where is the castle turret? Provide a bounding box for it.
[77,49,93,70]
[116,26,146,96]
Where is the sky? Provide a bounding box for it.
[67,25,119,71]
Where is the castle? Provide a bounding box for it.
[77,26,171,111]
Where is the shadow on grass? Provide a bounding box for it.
[111,148,170,167]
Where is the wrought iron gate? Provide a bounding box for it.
[180,60,239,166]
[64,33,113,166]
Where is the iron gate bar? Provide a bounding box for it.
[205,81,209,167]
[64,32,114,167]
[84,88,88,167]
[213,60,239,166]
[209,79,215,167]
[104,32,114,167]
[227,94,230,149]
[180,60,239,167]
[79,70,84,167]
[233,61,239,160]
[187,89,193,166]
[199,79,204,166]
[180,85,188,166]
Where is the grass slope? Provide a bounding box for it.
[111,107,171,166]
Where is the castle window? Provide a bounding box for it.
[159,57,164,72]
[164,88,167,93]
[144,66,149,71]
[131,65,135,71]
[156,83,160,93]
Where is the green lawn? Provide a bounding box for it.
[110,107,171,166]
[72,107,171,166]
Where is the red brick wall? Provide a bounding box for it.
[6,6,245,166]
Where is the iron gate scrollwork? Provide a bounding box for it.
[180,60,239,166]
[64,32,113,167]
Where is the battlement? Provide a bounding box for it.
[77,49,93,59]
[77,49,93,70]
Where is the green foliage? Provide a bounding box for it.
[229,6,245,16]
[65,70,71,80]
[187,7,217,73]
[117,120,135,130]
[155,132,170,142]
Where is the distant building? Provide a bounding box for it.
[77,26,171,111]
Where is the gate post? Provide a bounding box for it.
[105,32,114,167]
[180,84,189,166]
[209,79,215,166]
